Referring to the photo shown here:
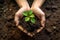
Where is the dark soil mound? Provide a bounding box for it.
[19,16,41,32]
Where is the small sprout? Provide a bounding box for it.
[23,11,28,16]
[28,10,33,15]
[23,10,36,24]
[31,18,36,24]
[30,14,35,18]
[25,17,30,22]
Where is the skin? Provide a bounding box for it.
[15,0,45,33]
[15,0,30,26]
[31,0,45,32]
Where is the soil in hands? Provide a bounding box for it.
[19,16,42,32]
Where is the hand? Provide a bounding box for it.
[15,7,30,26]
[31,7,45,32]
[31,7,45,27]
[15,0,30,26]
[30,0,45,32]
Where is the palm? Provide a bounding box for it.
[15,7,30,26]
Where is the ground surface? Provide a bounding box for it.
[0,0,60,40]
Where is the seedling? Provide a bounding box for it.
[23,10,36,24]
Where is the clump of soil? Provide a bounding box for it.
[19,16,41,32]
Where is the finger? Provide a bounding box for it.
[14,10,22,26]
[15,14,19,26]
[41,14,45,27]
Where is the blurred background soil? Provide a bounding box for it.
[0,0,60,40]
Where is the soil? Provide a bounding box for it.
[0,0,60,40]
[19,16,41,32]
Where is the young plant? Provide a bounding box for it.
[23,10,36,24]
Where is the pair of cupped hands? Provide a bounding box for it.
[14,0,45,31]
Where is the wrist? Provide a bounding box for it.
[31,0,45,8]
[31,6,38,11]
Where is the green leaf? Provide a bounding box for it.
[23,11,28,16]
[28,10,33,15]
[31,18,36,24]
[30,14,35,18]
[25,17,30,22]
